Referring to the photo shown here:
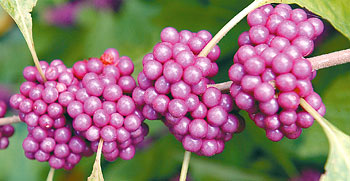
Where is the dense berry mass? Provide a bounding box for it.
[72,50,148,162]
[10,48,149,169]
[230,4,325,141]
[11,60,95,169]
[136,27,245,156]
[11,60,94,169]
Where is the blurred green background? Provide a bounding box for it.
[0,0,349,180]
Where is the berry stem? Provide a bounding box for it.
[0,115,21,126]
[87,139,104,181]
[29,43,47,82]
[179,151,191,181]
[46,168,55,181]
[208,48,350,91]
[198,0,267,57]
[299,98,329,129]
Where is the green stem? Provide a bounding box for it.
[26,39,46,82]
[299,98,328,128]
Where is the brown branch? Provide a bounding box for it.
[207,81,231,93]
[209,48,350,91]
[0,115,21,126]
[308,49,350,70]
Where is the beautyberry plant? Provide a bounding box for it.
[0,0,349,180]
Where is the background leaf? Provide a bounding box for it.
[320,123,350,181]
[300,99,350,181]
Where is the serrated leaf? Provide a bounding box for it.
[0,0,45,80]
[300,99,350,181]
[266,0,350,40]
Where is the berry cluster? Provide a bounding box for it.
[71,48,148,161]
[135,27,245,156]
[10,60,93,169]
[3,3,331,172]
[9,48,149,169]
[0,101,14,149]
[229,4,325,141]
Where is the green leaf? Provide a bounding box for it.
[267,0,350,40]
[0,0,37,40]
[300,99,350,181]
[0,0,45,80]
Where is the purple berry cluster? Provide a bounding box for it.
[10,60,93,170]
[229,4,326,141]
[135,27,245,156]
[9,48,149,169]
[71,48,148,161]
[0,101,14,149]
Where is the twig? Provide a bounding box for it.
[29,43,47,82]
[87,139,104,181]
[208,48,350,91]
[308,48,350,70]
[198,0,267,57]
[179,151,191,181]
[46,168,55,181]
[0,115,21,126]
[207,81,231,92]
